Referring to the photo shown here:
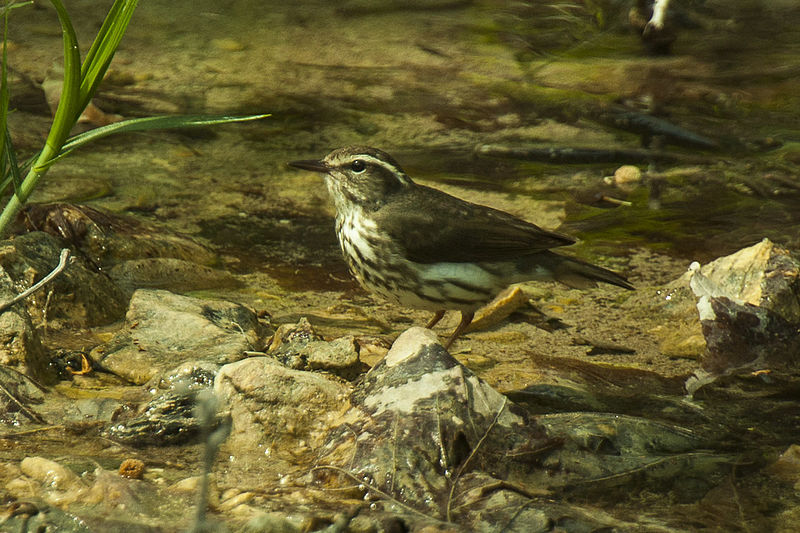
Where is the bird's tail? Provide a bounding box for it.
[538,251,634,290]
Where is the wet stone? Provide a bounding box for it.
[106,388,208,447]
[269,318,366,379]
[0,231,128,328]
[0,294,52,385]
[0,501,92,533]
[0,366,47,425]
[318,328,731,530]
[214,355,351,449]
[17,203,218,268]
[106,361,222,447]
[95,289,269,384]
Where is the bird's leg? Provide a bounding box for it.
[443,311,474,350]
[426,310,446,329]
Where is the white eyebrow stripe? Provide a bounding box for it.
[335,153,413,185]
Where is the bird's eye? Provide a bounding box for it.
[350,160,366,173]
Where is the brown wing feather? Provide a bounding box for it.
[375,185,575,264]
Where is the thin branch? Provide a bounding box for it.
[0,381,47,424]
[310,465,440,522]
[0,248,70,313]
[446,396,508,522]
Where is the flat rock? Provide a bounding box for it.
[95,289,269,384]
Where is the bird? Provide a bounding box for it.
[289,146,633,348]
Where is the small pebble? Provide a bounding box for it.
[211,38,246,51]
[118,458,145,479]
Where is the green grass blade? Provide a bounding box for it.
[0,60,6,178]
[0,1,10,181]
[0,1,33,17]
[46,0,82,152]
[4,126,21,195]
[32,114,270,169]
[80,0,128,79]
[78,0,138,115]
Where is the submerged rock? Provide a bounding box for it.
[106,361,223,446]
[17,203,217,267]
[0,231,128,328]
[95,289,269,384]
[0,366,48,425]
[108,257,241,293]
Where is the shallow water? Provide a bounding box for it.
[4,0,800,531]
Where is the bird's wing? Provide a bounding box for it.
[374,185,575,264]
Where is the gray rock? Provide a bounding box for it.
[305,336,362,377]
[214,356,350,449]
[269,318,366,379]
[106,388,208,447]
[106,361,225,447]
[96,289,268,384]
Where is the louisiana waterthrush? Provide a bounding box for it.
[289,146,633,348]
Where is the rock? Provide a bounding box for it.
[768,444,800,482]
[17,203,218,268]
[646,238,800,386]
[106,361,223,447]
[0,501,92,533]
[0,231,128,328]
[242,512,301,533]
[149,360,221,391]
[108,257,241,293]
[0,294,53,385]
[317,327,730,530]
[683,240,800,394]
[610,164,642,192]
[0,366,48,424]
[20,456,84,492]
[269,318,366,379]
[15,457,88,507]
[320,327,559,527]
[688,238,800,323]
[214,356,351,450]
[268,317,323,368]
[95,289,269,384]
[106,388,209,446]
[0,236,56,384]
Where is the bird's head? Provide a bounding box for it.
[289,146,412,212]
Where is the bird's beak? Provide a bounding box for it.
[288,159,328,173]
